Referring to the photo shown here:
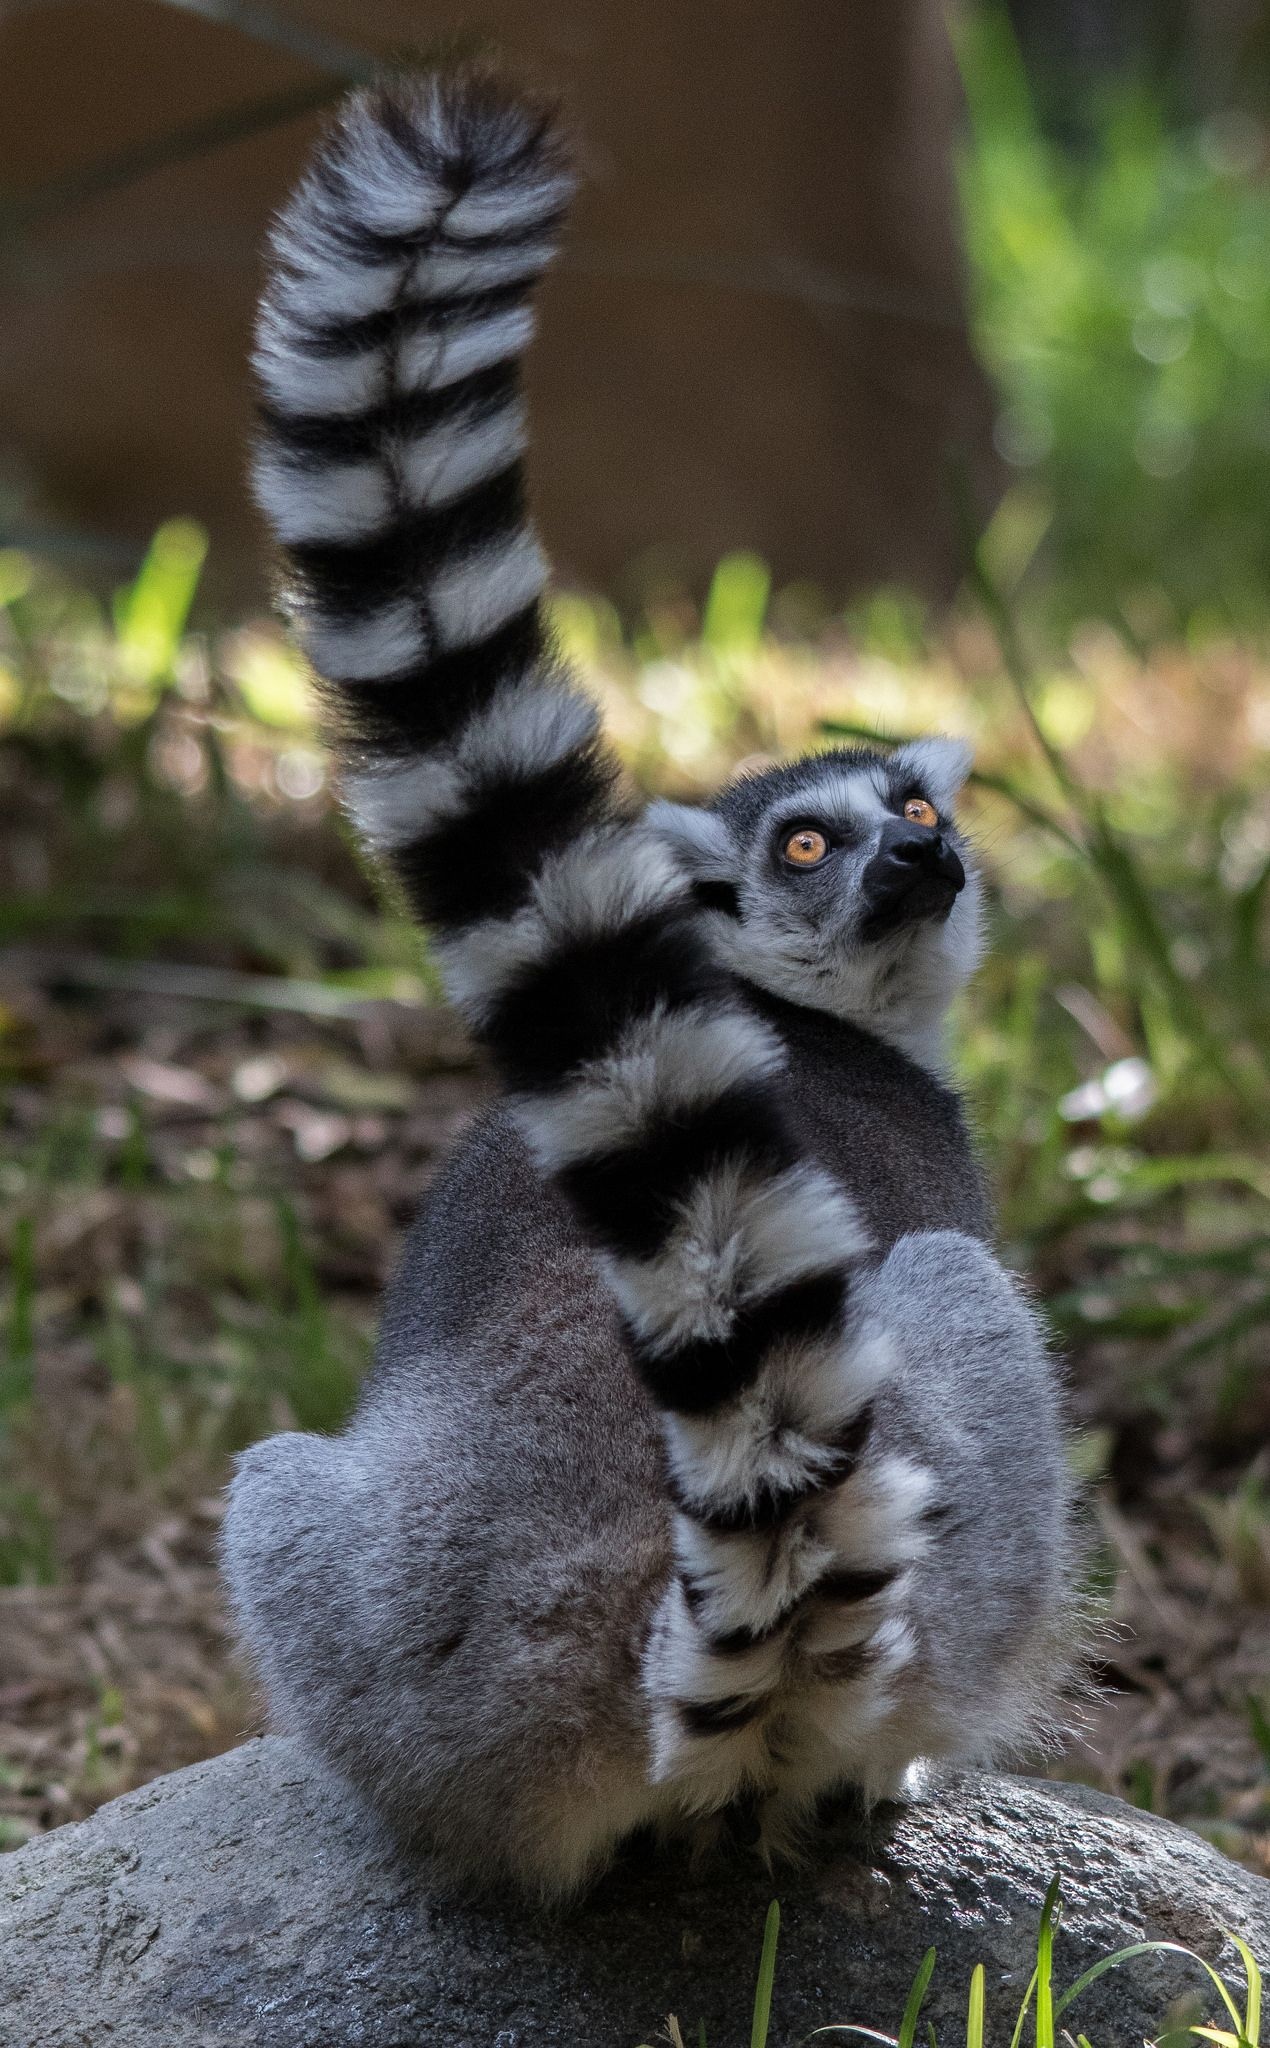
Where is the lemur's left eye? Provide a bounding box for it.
[903,797,938,829]
[783,828,829,867]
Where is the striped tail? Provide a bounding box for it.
[252,70,928,1807]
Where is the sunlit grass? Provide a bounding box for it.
[642,1883,1266,2048]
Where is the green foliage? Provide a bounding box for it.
[273,1197,363,1435]
[644,1884,1267,2048]
[112,519,207,695]
[0,1214,35,1411]
[702,553,772,660]
[0,1485,55,1587]
[958,5,1270,633]
[750,1900,780,2048]
[0,532,425,986]
[1248,1695,1270,1774]
[810,1877,1263,2048]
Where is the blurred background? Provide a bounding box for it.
[0,0,1267,1875]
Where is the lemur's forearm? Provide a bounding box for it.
[253,72,926,1777]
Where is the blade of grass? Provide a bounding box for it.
[1175,1295,1270,1367]
[812,2030,899,2045]
[1055,1941,1246,2035]
[1247,1695,1270,1773]
[1224,1932,1261,2046]
[1084,812,1248,1094]
[1,1214,35,1412]
[951,459,1084,815]
[966,1964,986,2048]
[4,948,433,1020]
[751,1901,781,2048]
[1036,1876,1060,2048]
[1008,1966,1040,2048]
[114,519,207,688]
[702,553,771,656]
[900,1951,938,2048]
[1232,854,1270,992]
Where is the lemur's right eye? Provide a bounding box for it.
[903,796,939,829]
[783,827,829,867]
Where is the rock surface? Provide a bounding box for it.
[2,1738,1268,2048]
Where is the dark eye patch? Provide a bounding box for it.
[693,878,741,918]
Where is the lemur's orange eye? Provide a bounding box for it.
[903,797,938,829]
[783,828,829,867]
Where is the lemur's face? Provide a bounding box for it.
[648,740,982,1070]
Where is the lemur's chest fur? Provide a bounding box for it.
[744,989,991,1252]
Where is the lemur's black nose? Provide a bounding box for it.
[885,823,966,889]
[860,818,966,937]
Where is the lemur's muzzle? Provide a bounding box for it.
[860,820,966,937]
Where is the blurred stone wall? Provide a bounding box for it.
[0,0,997,605]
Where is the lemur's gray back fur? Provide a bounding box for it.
[222,66,1075,1899]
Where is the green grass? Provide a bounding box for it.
[1,1213,35,1411]
[0,1090,370,1586]
[957,4,1270,637]
[643,1884,1266,2048]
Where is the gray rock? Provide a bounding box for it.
[1,1738,1268,2047]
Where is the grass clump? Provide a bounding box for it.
[646,1882,1265,2048]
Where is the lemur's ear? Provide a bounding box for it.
[644,801,742,918]
[892,736,974,813]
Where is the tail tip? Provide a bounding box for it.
[288,61,575,247]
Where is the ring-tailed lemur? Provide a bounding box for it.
[223,67,1074,1900]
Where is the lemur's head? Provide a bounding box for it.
[648,740,982,1071]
